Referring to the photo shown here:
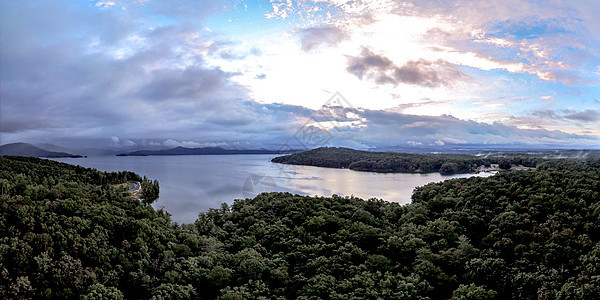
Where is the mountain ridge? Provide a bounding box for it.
[0,142,84,158]
[116,146,294,156]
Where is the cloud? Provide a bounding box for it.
[297,25,348,52]
[505,108,600,136]
[264,0,294,19]
[0,0,255,146]
[346,48,469,87]
[95,1,116,9]
[402,121,434,129]
[529,109,600,123]
[350,109,599,148]
[136,66,233,102]
[1,0,598,150]
[532,110,562,119]
[303,0,600,87]
[162,139,226,148]
[123,140,137,147]
[384,100,448,114]
[564,109,600,122]
[270,105,599,149]
[203,40,263,61]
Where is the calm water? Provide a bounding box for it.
[53,155,492,224]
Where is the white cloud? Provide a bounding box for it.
[95,1,116,8]
[124,140,137,146]
[265,0,294,19]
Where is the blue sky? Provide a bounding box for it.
[1,0,599,149]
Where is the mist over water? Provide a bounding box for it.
[53,155,491,224]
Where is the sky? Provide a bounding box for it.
[1,0,599,150]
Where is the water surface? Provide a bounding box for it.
[54,155,492,223]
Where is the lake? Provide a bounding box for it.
[53,155,493,224]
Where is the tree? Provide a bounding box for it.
[498,160,511,170]
[452,284,497,299]
[82,284,124,300]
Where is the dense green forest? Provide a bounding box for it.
[272,147,550,174]
[1,156,599,299]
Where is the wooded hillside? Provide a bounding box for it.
[1,156,598,299]
[271,147,546,174]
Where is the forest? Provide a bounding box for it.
[1,155,599,299]
[272,147,552,174]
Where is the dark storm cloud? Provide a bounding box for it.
[346,48,469,87]
[297,25,348,52]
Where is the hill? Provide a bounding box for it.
[116,146,286,156]
[35,143,122,156]
[34,143,80,154]
[0,142,83,158]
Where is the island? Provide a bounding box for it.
[271,147,600,175]
[272,147,531,175]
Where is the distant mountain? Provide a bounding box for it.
[116,146,291,156]
[35,143,78,154]
[0,143,84,158]
[35,143,120,156]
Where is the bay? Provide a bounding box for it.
[53,155,493,224]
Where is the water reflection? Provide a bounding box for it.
[54,155,492,224]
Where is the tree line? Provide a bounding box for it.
[271,147,548,175]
